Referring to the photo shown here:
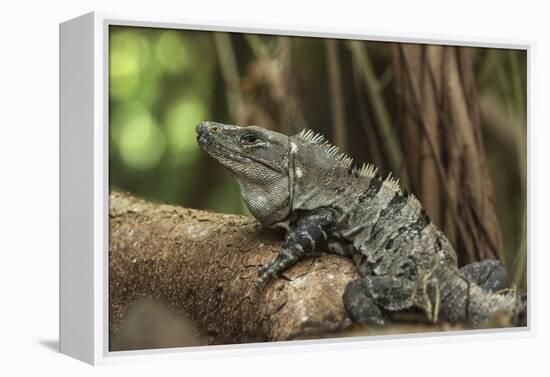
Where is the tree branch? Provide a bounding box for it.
[109,192,359,348]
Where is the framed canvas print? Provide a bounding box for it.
[59,11,532,365]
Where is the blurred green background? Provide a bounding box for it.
[109,26,242,214]
[109,26,526,287]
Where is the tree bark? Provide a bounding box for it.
[393,44,504,266]
[109,191,358,348]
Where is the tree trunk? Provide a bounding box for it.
[109,192,358,349]
[393,44,504,266]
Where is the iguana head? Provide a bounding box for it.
[196,121,292,226]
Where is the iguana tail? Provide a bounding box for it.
[413,252,527,327]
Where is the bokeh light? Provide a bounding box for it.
[110,30,151,100]
[165,98,206,160]
[117,106,166,170]
[155,31,191,74]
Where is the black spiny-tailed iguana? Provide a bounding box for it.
[196,121,526,327]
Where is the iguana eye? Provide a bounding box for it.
[240,133,261,145]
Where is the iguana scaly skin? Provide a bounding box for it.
[196,121,526,327]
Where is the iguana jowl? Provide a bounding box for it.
[196,121,526,327]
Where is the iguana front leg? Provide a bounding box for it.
[256,208,336,287]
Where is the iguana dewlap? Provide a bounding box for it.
[196,121,526,327]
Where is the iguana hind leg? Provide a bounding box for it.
[343,279,384,326]
[343,275,414,326]
[256,208,336,287]
[460,260,509,293]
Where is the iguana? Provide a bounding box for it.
[196,121,526,327]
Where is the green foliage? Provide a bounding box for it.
[477,48,527,288]
[109,26,224,210]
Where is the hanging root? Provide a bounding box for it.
[413,253,444,323]
[456,271,471,323]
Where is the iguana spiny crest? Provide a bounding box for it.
[196,121,526,327]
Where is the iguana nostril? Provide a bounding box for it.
[196,122,208,136]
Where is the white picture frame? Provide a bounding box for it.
[59,11,534,365]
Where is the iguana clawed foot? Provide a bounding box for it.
[342,275,415,326]
[343,279,385,327]
[258,264,270,275]
[256,263,278,288]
